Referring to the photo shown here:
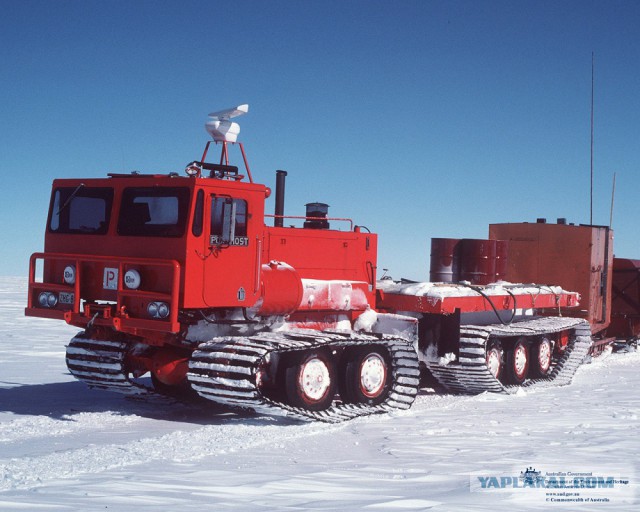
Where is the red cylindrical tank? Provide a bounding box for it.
[429,238,461,283]
[255,261,303,316]
[459,239,497,285]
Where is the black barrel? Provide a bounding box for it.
[459,239,497,285]
[430,238,461,283]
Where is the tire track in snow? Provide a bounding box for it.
[0,420,337,491]
[0,412,138,443]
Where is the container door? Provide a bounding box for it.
[591,227,613,325]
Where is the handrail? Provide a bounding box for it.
[265,214,354,231]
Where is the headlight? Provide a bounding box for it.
[38,292,58,308]
[38,292,48,307]
[157,302,170,319]
[147,302,159,317]
[63,265,76,285]
[124,269,141,289]
[147,301,170,319]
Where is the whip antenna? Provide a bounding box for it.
[590,52,595,225]
[609,172,616,228]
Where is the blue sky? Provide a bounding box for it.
[1,0,638,279]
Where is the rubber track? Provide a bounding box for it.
[187,331,421,423]
[425,317,592,395]
[65,334,151,396]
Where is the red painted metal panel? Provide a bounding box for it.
[264,225,377,308]
[198,184,267,309]
[489,222,613,334]
[608,258,640,338]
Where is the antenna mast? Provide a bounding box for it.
[590,52,595,225]
[609,172,616,228]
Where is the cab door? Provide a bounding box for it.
[202,192,261,308]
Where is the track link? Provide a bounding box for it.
[425,317,592,395]
[65,333,151,396]
[187,331,421,423]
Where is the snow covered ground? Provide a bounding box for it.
[1,276,638,511]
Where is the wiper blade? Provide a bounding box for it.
[57,183,85,215]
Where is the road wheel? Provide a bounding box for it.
[341,347,391,405]
[530,337,553,377]
[285,351,336,411]
[504,338,529,385]
[485,340,504,380]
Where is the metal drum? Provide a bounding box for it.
[429,238,461,283]
[459,239,497,285]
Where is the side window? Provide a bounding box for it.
[192,189,204,237]
[210,197,248,246]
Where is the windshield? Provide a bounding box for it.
[117,187,190,237]
[49,187,113,235]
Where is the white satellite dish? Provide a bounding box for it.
[205,104,249,142]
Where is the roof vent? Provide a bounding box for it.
[304,202,330,229]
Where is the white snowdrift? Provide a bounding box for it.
[0,277,638,511]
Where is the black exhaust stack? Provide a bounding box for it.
[274,170,287,227]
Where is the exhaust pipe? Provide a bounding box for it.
[274,170,287,227]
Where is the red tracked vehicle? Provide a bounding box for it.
[26,105,615,421]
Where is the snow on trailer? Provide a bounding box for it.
[377,280,579,316]
[24,105,626,422]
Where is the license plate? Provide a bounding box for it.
[59,292,75,305]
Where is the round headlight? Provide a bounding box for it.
[147,302,159,318]
[63,265,76,285]
[38,292,49,307]
[38,292,57,308]
[124,269,141,290]
[157,302,170,319]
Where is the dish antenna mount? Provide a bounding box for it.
[188,104,254,182]
[205,104,249,142]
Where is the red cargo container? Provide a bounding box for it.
[489,221,613,335]
[608,258,640,339]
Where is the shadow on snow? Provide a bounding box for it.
[0,380,288,426]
